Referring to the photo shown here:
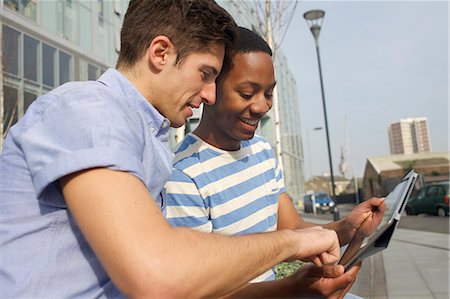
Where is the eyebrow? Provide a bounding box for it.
[238,80,277,90]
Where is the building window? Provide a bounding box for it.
[24,91,37,113]
[114,0,121,15]
[23,35,39,82]
[2,26,20,76]
[3,85,19,134]
[42,44,56,87]
[4,0,37,21]
[59,51,72,85]
[98,0,104,26]
[88,64,98,80]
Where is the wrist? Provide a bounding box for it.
[341,217,355,244]
[277,229,299,261]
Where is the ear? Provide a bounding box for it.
[147,35,174,71]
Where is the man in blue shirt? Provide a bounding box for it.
[1,1,348,298]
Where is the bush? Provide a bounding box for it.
[275,260,304,279]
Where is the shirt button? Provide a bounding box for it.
[162,121,168,128]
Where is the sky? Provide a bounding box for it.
[279,0,448,179]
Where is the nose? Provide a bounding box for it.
[250,94,271,116]
[199,81,216,106]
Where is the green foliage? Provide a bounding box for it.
[275,260,304,279]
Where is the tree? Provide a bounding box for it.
[0,23,20,149]
[244,0,300,171]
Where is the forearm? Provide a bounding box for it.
[163,227,298,298]
[63,169,339,298]
[160,226,339,298]
[290,220,352,246]
[277,192,353,246]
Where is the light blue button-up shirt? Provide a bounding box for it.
[0,69,173,298]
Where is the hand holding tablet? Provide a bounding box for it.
[338,170,418,270]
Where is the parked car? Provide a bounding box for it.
[303,193,335,214]
[405,182,449,217]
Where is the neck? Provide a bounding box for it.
[117,64,157,106]
[194,120,240,151]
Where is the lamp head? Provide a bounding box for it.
[303,9,325,42]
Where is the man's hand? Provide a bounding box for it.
[345,197,386,238]
[290,226,341,266]
[288,263,361,299]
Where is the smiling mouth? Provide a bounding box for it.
[238,117,259,126]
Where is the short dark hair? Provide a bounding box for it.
[220,27,272,77]
[116,0,238,69]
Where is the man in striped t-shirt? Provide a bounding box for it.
[165,27,385,297]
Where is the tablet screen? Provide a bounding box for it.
[376,177,409,229]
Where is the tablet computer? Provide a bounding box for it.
[338,169,418,270]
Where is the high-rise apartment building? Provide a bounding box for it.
[1,0,305,201]
[388,117,431,154]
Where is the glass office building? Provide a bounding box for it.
[0,0,127,147]
[0,0,305,201]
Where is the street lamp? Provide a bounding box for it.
[306,127,323,179]
[303,9,340,220]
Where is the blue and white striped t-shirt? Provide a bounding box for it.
[165,133,285,282]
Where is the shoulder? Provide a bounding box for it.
[27,81,123,115]
[172,134,223,176]
[49,81,127,112]
[172,134,203,172]
[242,135,274,156]
[18,81,132,133]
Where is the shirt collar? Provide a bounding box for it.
[97,68,171,139]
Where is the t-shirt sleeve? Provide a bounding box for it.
[165,168,213,232]
[15,88,147,207]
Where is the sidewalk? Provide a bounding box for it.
[301,205,450,299]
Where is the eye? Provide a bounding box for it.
[201,71,211,81]
[239,92,252,100]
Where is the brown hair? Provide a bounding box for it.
[116,0,238,69]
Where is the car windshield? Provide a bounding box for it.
[316,194,329,200]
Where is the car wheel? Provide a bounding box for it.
[437,207,448,217]
[405,206,415,215]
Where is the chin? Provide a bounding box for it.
[240,131,256,140]
[171,121,184,128]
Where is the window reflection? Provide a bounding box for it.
[88,64,98,80]
[42,44,56,87]
[24,91,37,113]
[2,26,20,76]
[3,85,19,135]
[24,35,39,82]
[4,0,37,21]
[59,51,72,85]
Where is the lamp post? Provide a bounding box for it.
[306,127,323,179]
[303,9,339,220]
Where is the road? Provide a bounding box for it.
[299,203,449,234]
[398,213,449,234]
